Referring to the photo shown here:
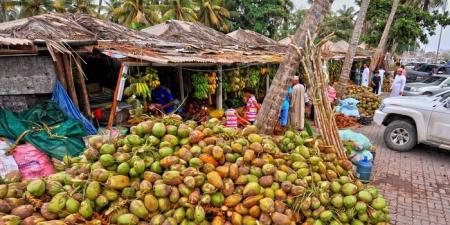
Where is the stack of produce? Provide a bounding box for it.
[0,117,390,225]
[343,85,381,117]
[382,78,391,92]
[192,73,209,100]
[335,114,359,129]
[227,69,246,92]
[206,73,217,95]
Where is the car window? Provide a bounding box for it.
[422,76,446,84]
[417,64,430,72]
[437,91,450,101]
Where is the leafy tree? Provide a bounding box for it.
[197,0,230,32]
[224,0,294,39]
[318,6,355,41]
[52,0,72,13]
[71,0,97,15]
[0,0,19,22]
[111,0,161,28]
[18,0,53,17]
[159,0,197,22]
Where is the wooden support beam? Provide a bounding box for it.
[177,66,185,100]
[48,48,68,89]
[75,57,92,118]
[216,65,223,110]
[108,64,126,129]
[266,75,270,93]
[61,54,79,107]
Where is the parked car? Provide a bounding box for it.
[404,62,423,70]
[374,91,450,151]
[403,75,450,96]
[405,64,450,82]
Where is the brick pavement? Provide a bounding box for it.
[355,124,450,225]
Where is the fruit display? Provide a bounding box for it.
[328,60,343,83]
[382,77,391,92]
[246,68,260,88]
[192,73,209,100]
[343,85,381,117]
[335,114,359,129]
[206,73,217,95]
[226,69,245,93]
[124,68,161,114]
[0,117,390,225]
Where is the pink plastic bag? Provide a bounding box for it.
[12,143,55,179]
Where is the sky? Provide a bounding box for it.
[292,0,450,52]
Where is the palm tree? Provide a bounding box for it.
[337,0,371,96]
[0,0,19,22]
[255,0,334,134]
[18,0,52,18]
[369,0,399,73]
[52,0,72,13]
[112,0,161,27]
[403,0,447,10]
[197,0,231,32]
[105,0,122,22]
[159,0,197,22]
[71,0,97,15]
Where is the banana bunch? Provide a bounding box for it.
[192,73,209,99]
[247,68,260,88]
[327,60,343,83]
[133,82,151,99]
[145,67,160,88]
[228,69,245,92]
[206,72,217,94]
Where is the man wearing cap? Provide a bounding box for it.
[289,76,305,130]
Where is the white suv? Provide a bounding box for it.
[374,91,450,151]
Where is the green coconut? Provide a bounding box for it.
[342,183,358,196]
[343,195,357,208]
[27,180,45,197]
[371,197,387,210]
[152,123,166,137]
[357,190,373,203]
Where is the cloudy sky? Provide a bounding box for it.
[292,0,450,52]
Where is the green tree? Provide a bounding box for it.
[18,0,52,17]
[318,6,355,41]
[225,0,294,39]
[197,0,230,32]
[52,0,72,13]
[71,0,97,15]
[159,0,197,22]
[112,0,161,28]
[0,0,19,22]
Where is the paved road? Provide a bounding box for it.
[355,124,450,225]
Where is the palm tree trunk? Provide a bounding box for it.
[336,0,370,96]
[98,0,103,16]
[255,0,334,134]
[369,0,399,73]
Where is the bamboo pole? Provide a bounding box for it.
[61,53,79,107]
[108,64,126,129]
[75,57,92,118]
[49,49,68,89]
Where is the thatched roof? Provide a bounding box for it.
[227,29,278,47]
[142,20,241,49]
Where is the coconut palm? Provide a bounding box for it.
[159,0,197,22]
[105,0,122,22]
[337,0,371,96]
[256,0,334,134]
[112,0,161,28]
[369,0,399,72]
[403,0,447,10]
[0,0,19,22]
[71,0,97,15]
[18,0,52,18]
[52,0,72,13]
[197,0,231,32]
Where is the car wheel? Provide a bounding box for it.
[423,92,432,96]
[383,120,417,152]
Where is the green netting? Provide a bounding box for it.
[0,102,88,160]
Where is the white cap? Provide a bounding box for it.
[293,76,299,81]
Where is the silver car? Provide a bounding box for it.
[406,64,450,82]
[404,75,450,96]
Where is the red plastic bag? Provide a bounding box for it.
[12,143,55,179]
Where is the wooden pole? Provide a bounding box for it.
[266,74,270,93]
[177,66,185,100]
[61,54,79,107]
[216,65,223,110]
[52,52,68,89]
[75,57,92,118]
[108,64,126,129]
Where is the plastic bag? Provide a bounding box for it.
[336,98,360,117]
[339,130,372,151]
[0,139,19,179]
[349,150,373,164]
[12,143,55,179]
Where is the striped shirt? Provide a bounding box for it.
[246,95,258,122]
[225,109,238,128]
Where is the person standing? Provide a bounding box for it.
[289,76,305,130]
[243,88,260,125]
[372,71,381,94]
[280,86,292,127]
[378,67,386,94]
[354,65,362,85]
[390,68,406,97]
[361,64,370,87]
